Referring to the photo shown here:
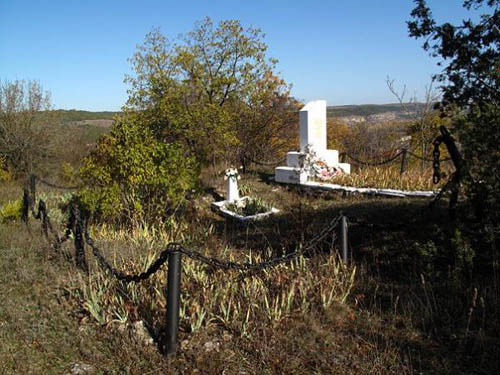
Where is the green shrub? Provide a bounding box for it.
[0,199,22,222]
[79,112,199,224]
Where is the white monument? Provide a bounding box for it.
[225,168,240,202]
[275,100,350,184]
[227,175,239,202]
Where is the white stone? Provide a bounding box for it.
[286,152,306,168]
[338,163,351,174]
[275,100,350,184]
[71,363,95,375]
[300,100,327,153]
[275,166,308,184]
[227,176,239,202]
[301,180,437,198]
[322,149,339,166]
[211,196,279,222]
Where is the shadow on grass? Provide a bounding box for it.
[202,183,500,374]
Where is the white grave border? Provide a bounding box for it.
[211,167,280,222]
[274,100,438,198]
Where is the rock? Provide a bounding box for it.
[203,340,220,352]
[70,363,95,375]
[132,320,154,346]
[180,339,190,349]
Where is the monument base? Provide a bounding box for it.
[275,166,308,184]
[274,100,350,185]
[338,163,351,174]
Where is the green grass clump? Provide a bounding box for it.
[0,199,22,222]
[225,197,273,216]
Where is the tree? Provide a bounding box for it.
[408,1,500,273]
[408,0,500,225]
[386,76,445,168]
[124,18,297,166]
[235,71,301,169]
[81,18,297,223]
[0,80,58,176]
[408,0,499,107]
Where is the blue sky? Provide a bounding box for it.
[0,1,484,111]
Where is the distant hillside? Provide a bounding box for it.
[326,103,401,117]
[52,105,425,128]
[327,104,409,118]
[327,103,429,125]
[54,109,120,123]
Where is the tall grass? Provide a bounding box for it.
[330,165,445,191]
[68,222,356,338]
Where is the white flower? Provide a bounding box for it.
[224,167,240,180]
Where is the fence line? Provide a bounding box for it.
[20,174,346,356]
[16,126,461,357]
[19,158,454,356]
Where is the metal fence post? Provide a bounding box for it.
[340,215,348,264]
[29,174,36,200]
[21,187,29,223]
[72,204,87,271]
[166,250,182,356]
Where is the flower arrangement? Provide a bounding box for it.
[224,167,241,180]
[300,145,342,181]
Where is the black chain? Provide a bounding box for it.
[85,230,178,283]
[178,215,341,271]
[21,173,342,282]
[408,150,451,163]
[433,137,442,184]
[83,214,341,281]
[24,177,72,251]
[344,150,404,166]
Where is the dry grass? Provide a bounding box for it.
[329,164,446,191]
[1,168,499,374]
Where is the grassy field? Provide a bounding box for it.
[1,167,499,374]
